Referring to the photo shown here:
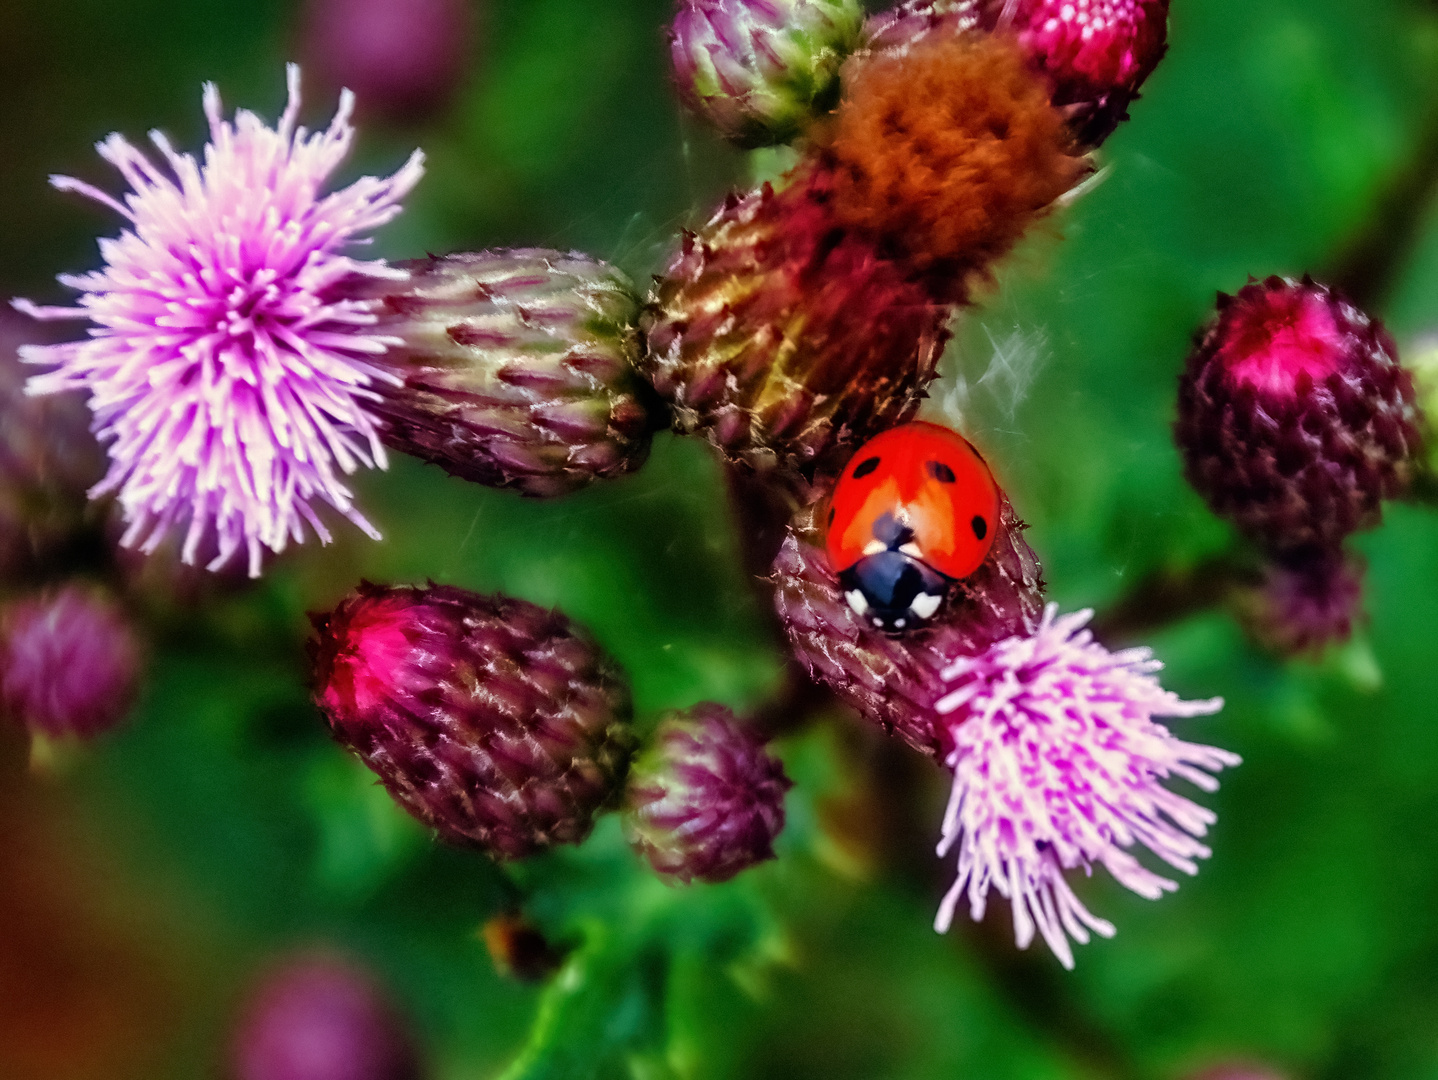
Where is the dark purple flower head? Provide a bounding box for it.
[934,605,1237,968]
[310,582,635,859]
[978,0,1170,146]
[1235,548,1365,657]
[624,703,792,883]
[1177,277,1421,555]
[0,314,105,578]
[1,585,143,740]
[17,67,425,577]
[300,0,476,123]
[229,951,422,1080]
[670,0,864,147]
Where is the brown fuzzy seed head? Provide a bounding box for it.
[644,179,952,477]
[310,582,635,859]
[1176,277,1422,554]
[362,250,659,498]
[818,32,1087,285]
[772,495,1044,758]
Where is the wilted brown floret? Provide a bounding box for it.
[819,32,1087,287]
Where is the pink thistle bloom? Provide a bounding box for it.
[15,66,425,577]
[933,604,1238,969]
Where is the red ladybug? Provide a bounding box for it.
[824,421,1000,632]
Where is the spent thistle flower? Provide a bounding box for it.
[1233,548,1365,658]
[0,585,143,741]
[16,66,425,577]
[310,582,635,859]
[1176,277,1421,555]
[933,605,1238,968]
[624,703,792,883]
[229,950,423,1080]
[670,0,865,147]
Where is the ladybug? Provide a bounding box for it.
[824,421,1000,633]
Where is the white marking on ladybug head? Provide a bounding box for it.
[862,540,886,556]
[899,542,923,558]
[909,593,942,620]
[872,617,884,627]
[894,617,906,629]
[845,589,870,616]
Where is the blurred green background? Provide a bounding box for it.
[3,0,1438,1078]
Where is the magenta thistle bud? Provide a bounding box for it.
[229,951,422,1080]
[978,0,1170,147]
[624,703,792,883]
[1176,277,1422,555]
[310,582,635,859]
[670,0,865,147]
[771,496,1045,757]
[644,179,952,476]
[0,585,143,740]
[360,250,658,497]
[300,0,476,123]
[0,315,105,578]
[1234,548,1365,657]
[16,66,425,577]
[934,605,1238,969]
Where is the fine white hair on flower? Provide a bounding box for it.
[932,603,1239,969]
[13,64,425,577]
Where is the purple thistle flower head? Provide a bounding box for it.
[15,66,425,577]
[933,604,1238,969]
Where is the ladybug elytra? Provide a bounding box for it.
[823,421,1000,632]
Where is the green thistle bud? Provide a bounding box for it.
[364,250,661,498]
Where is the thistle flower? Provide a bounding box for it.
[933,605,1238,969]
[310,582,635,859]
[16,66,425,577]
[1176,277,1421,555]
[0,585,143,741]
[670,0,865,147]
[300,0,476,123]
[624,703,792,883]
[644,178,952,476]
[0,315,105,578]
[1234,548,1365,657]
[771,497,1044,757]
[229,951,422,1080]
[977,0,1171,147]
[360,250,658,497]
[817,30,1088,290]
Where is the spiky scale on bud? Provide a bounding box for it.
[310,582,635,859]
[624,703,791,883]
[771,497,1044,758]
[861,0,980,56]
[1176,277,1422,555]
[363,251,659,498]
[228,951,422,1080]
[1,585,143,741]
[644,179,952,477]
[978,0,1170,147]
[669,0,864,147]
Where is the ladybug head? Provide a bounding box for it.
[838,549,951,633]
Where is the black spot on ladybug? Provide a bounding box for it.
[851,456,881,479]
[926,460,956,483]
[827,507,836,526]
[971,516,987,540]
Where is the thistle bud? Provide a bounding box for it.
[670,0,864,147]
[977,0,1170,147]
[771,497,1044,758]
[644,179,951,476]
[624,703,791,883]
[1176,277,1422,555]
[1,585,143,741]
[1234,549,1365,657]
[228,951,422,1080]
[0,317,105,578]
[365,251,659,498]
[310,582,635,859]
[861,0,979,56]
